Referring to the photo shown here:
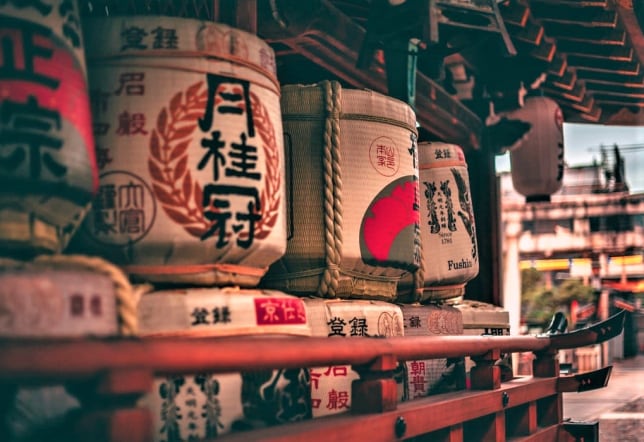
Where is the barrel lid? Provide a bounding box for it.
[418,141,467,168]
[281,82,417,133]
[83,15,277,83]
[451,300,510,328]
[137,287,312,337]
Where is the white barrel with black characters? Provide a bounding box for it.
[263,82,421,301]
[137,288,312,441]
[0,1,97,256]
[73,16,286,286]
[304,298,405,417]
[399,142,479,302]
[1,255,138,441]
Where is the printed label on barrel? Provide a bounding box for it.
[359,133,421,271]
[87,72,281,251]
[419,143,478,287]
[0,4,97,197]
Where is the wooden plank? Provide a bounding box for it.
[506,402,538,437]
[507,424,562,442]
[215,378,560,442]
[542,23,625,44]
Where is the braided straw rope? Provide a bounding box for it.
[318,81,343,297]
[28,255,150,335]
[413,237,426,301]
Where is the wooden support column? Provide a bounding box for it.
[465,411,505,442]
[351,354,398,414]
[213,0,258,34]
[471,349,501,390]
[67,369,153,442]
[533,349,560,378]
[464,145,501,306]
[0,384,16,442]
[506,402,537,437]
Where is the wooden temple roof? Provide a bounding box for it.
[82,0,644,151]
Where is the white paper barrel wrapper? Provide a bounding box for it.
[137,288,312,441]
[0,1,97,257]
[304,298,405,417]
[399,304,465,400]
[262,82,421,301]
[72,16,286,287]
[399,142,479,302]
[1,256,129,442]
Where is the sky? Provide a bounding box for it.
[496,123,644,193]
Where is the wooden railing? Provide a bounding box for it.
[0,311,625,442]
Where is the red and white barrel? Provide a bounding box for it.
[400,142,479,302]
[263,82,421,301]
[73,16,286,287]
[399,304,465,399]
[304,298,405,417]
[137,288,311,440]
[0,1,97,256]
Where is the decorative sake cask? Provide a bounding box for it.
[73,16,286,286]
[263,82,421,300]
[304,298,405,417]
[399,304,465,400]
[0,1,97,257]
[137,288,311,441]
[1,255,139,442]
[398,142,479,302]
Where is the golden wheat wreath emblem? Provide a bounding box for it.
[148,81,281,241]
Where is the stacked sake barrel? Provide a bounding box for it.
[69,14,314,441]
[0,3,137,440]
[398,141,480,303]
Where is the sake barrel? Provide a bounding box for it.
[138,288,312,440]
[0,1,97,257]
[262,82,421,301]
[72,16,286,287]
[398,142,479,302]
[304,298,405,417]
[399,304,465,399]
[1,255,138,442]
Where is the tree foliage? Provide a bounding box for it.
[520,269,594,325]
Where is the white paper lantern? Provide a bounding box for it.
[507,96,565,202]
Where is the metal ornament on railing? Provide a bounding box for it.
[506,96,565,203]
[0,0,97,256]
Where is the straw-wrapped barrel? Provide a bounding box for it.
[262,82,421,301]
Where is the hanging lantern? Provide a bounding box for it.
[506,96,565,202]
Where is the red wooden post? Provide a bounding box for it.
[67,369,153,442]
[533,349,560,378]
[471,349,502,390]
[351,354,398,414]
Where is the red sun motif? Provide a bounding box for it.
[361,178,419,262]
